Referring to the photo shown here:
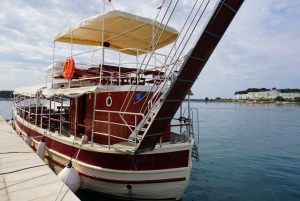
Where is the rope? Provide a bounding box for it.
[0,152,32,154]
[73,2,103,26]
[0,164,47,175]
[0,129,16,134]
[60,0,85,32]
[55,126,91,201]
[119,0,174,116]
[0,172,53,191]
[115,0,121,10]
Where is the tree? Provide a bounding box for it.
[280,88,300,93]
[205,97,209,101]
[215,97,221,100]
[0,91,13,98]
[260,88,269,91]
[274,96,284,101]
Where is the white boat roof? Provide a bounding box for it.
[13,84,98,98]
[54,10,178,55]
[13,84,47,97]
[42,86,98,98]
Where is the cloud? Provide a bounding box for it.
[0,0,299,99]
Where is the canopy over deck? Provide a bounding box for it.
[54,10,178,55]
[42,86,98,98]
[13,84,47,97]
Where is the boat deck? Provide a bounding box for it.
[0,116,80,201]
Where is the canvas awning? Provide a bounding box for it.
[42,86,99,98]
[13,84,47,97]
[54,10,178,55]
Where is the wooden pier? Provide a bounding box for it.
[0,116,80,201]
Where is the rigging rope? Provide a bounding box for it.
[119,0,174,116]
[73,1,103,26]
[115,0,121,10]
[60,0,85,32]
[55,126,91,201]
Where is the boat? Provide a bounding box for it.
[12,0,244,200]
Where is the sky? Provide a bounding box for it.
[0,0,299,99]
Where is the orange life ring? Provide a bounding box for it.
[63,58,75,80]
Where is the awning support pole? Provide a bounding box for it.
[51,42,55,89]
[91,88,98,147]
[75,97,78,139]
[60,95,63,135]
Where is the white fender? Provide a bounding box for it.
[58,162,81,193]
[8,118,14,127]
[24,135,32,146]
[37,137,46,160]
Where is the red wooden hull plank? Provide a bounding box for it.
[16,119,189,171]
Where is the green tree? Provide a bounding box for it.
[205,97,209,101]
[294,97,300,102]
[274,96,284,101]
[0,91,13,98]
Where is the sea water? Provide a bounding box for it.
[0,101,14,120]
[180,102,300,201]
[2,101,299,200]
[77,102,300,201]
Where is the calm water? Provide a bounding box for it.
[0,101,14,120]
[2,101,299,201]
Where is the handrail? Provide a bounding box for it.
[93,131,129,141]
[94,109,144,117]
[42,116,75,125]
[168,123,190,127]
[94,119,135,128]
[183,107,200,145]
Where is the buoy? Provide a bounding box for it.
[24,135,31,146]
[58,162,81,193]
[63,57,75,80]
[37,137,46,160]
[8,117,14,127]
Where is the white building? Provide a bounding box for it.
[236,89,300,100]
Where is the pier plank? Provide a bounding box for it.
[0,116,80,201]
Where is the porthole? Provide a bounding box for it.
[106,96,112,107]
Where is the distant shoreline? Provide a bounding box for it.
[2,98,299,104]
[0,98,13,101]
[183,100,300,104]
[233,101,300,105]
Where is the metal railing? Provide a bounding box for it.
[47,46,176,89]
[93,109,144,149]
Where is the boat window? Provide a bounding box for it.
[106,96,112,107]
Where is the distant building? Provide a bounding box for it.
[236,89,300,100]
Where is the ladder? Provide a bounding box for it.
[192,144,199,161]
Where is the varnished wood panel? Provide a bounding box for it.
[83,91,169,145]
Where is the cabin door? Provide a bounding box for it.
[70,95,86,136]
